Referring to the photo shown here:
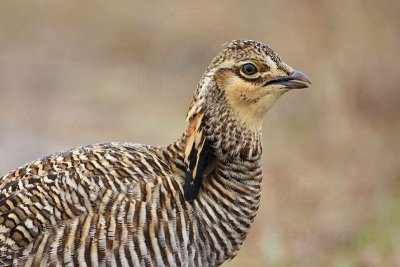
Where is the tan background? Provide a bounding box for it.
[0,1,399,266]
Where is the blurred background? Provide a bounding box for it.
[0,1,399,266]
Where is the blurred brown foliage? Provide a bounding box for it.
[0,1,399,266]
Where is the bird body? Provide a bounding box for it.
[0,40,310,266]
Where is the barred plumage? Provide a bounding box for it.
[0,40,310,266]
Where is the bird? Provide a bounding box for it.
[0,40,310,266]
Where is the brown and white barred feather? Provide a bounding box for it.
[0,139,261,266]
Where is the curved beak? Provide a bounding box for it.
[264,69,311,89]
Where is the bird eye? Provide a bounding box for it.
[241,63,258,76]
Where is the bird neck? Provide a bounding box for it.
[168,90,264,187]
[166,115,263,263]
[160,125,263,264]
[202,112,263,161]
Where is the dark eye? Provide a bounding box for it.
[241,63,258,76]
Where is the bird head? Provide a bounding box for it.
[187,40,311,132]
[183,40,311,197]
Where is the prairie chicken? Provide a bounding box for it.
[0,40,310,266]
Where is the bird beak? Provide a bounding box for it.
[264,69,311,89]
